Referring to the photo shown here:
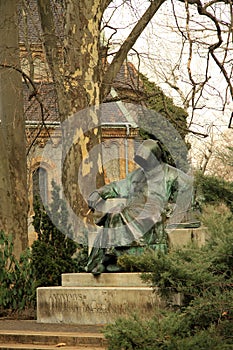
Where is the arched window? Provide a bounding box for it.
[32,167,48,206]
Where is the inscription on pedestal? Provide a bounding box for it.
[37,286,159,324]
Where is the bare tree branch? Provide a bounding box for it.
[101,0,166,98]
[0,63,54,153]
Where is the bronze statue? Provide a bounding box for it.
[86,139,192,275]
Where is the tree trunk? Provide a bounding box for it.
[37,0,105,226]
[0,0,28,258]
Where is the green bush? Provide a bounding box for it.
[105,206,233,349]
[104,315,232,350]
[0,180,89,316]
[0,231,36,313]
[0,180,89,315]
[31,180,88,287]
[104,315,169,350]
[194,172,233,212]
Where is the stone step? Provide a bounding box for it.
[0,345,105,350]
[0,331,107,348]
[0,344,105,350]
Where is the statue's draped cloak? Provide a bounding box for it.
[86,140,192,273]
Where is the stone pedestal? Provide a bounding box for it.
[37,273,160,325]
[168,226,208,248]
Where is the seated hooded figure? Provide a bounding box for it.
[86,139,192,275]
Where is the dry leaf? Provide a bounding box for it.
[55,343,66,347]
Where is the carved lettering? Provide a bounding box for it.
[48,292,111,313]
[47,291,157,315]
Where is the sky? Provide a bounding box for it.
[103,0,233,169]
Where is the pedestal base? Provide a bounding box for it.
[37,273,161,325]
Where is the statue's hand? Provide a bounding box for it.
[88,191,103,211]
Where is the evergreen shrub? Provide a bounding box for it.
[105,205,233,349]
[194,172,233,212]
[31,180,88,287]
[0,231,36,315]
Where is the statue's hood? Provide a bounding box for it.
[134,139,162,171]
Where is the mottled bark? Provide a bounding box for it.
[37,0,105,223]
[0,0,28,258]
